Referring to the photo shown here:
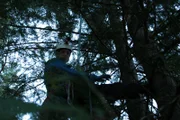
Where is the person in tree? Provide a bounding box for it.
[39,37,111,120]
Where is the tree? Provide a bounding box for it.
[0,0,180,120]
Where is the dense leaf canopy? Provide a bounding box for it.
[0,0,180,120]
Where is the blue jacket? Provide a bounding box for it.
[45,58,83,76]
[43,58,110,103]
[44,58,104,81]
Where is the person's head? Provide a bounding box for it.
[55,40,72,62]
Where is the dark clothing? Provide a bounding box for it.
[44,58,91,102]
[40,58,94,120]
[44,58,75,98]
[39,58,112,120]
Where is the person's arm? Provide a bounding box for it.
[45,58,83,76]
[88,74,111,81]
[45,58,111,81]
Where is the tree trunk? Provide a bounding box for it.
[106,3,146,119]
[80,0,147,119]
[124,0,178,119]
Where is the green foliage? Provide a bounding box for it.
[0,98,39,120]
[0,0,179,119]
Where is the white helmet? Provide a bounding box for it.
[55,38,72,51]
[55,43,72,51]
